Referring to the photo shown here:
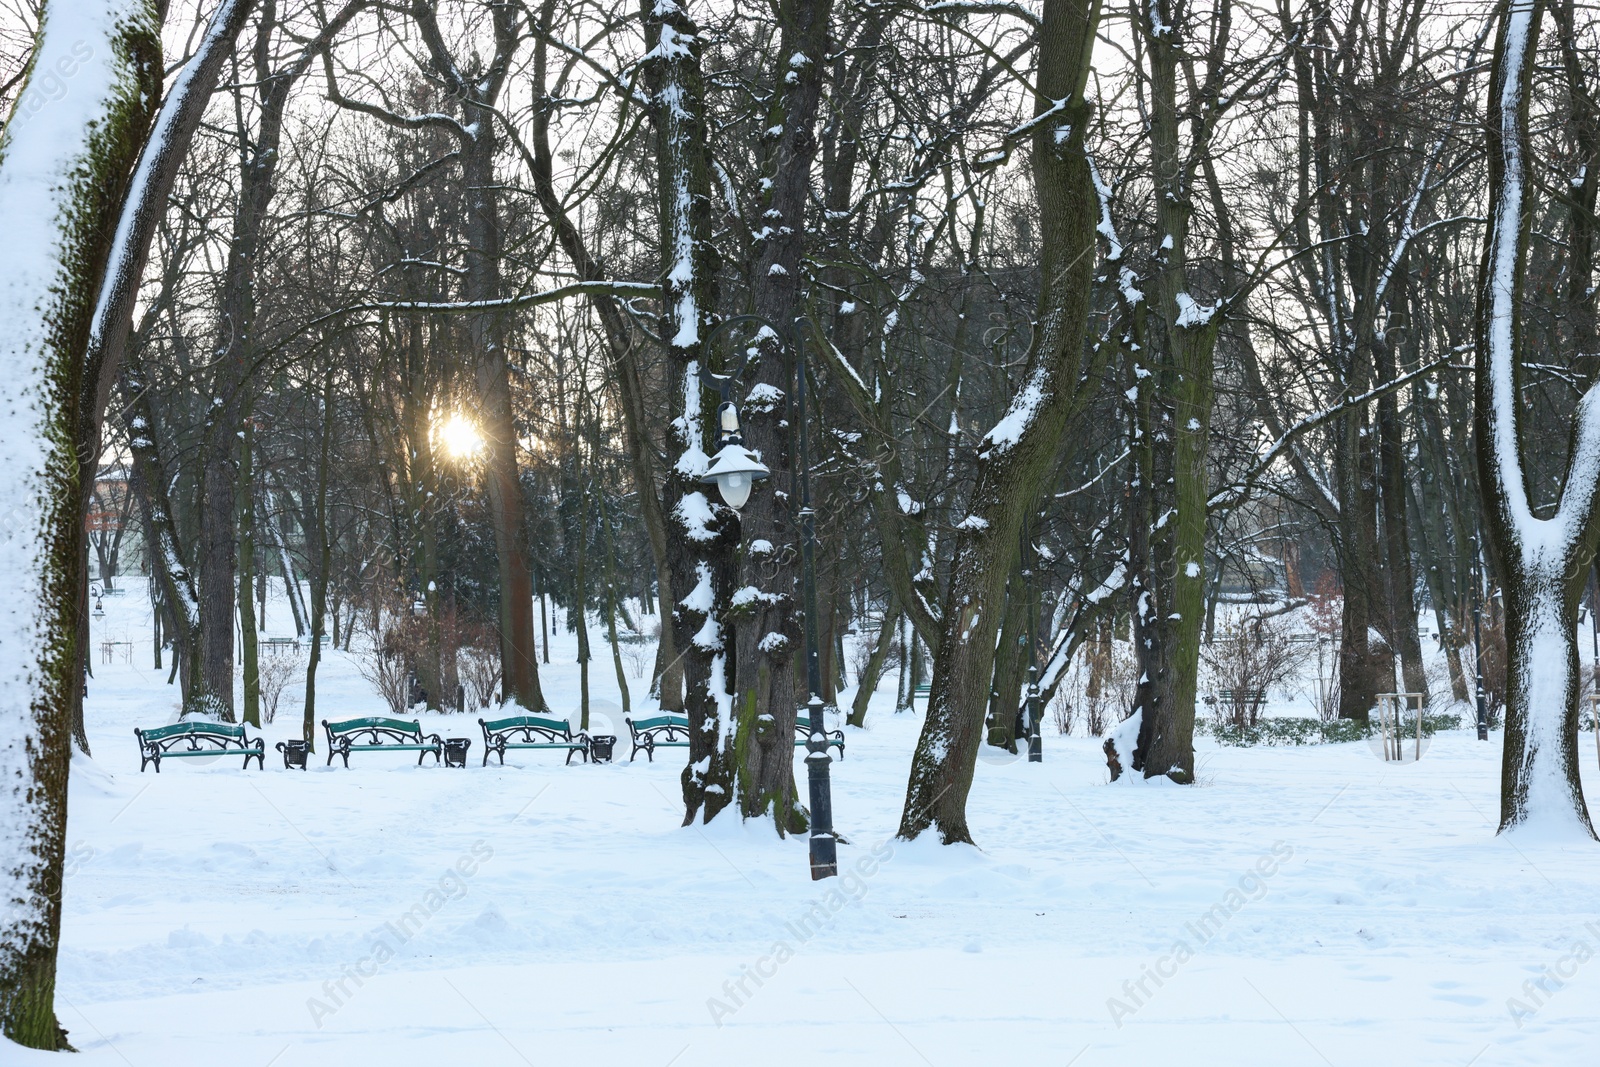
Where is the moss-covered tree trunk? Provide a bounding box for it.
[985,570,1028,753]
[898,0,1103,844]
[730,0,834,835]
[1123,0,1221,785]
[643,0,741,824]
[0,0,164,1044]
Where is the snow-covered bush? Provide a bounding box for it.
[1202,617,1308,727]
[353,612,410,715]
[257,644,303,724]
[459,637,502,710]
[1051,687,1077,735]
[1061,633,1138,736]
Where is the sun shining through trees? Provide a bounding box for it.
[10,0,1600,1056]
[436,412,484,462]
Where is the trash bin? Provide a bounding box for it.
[443,737,472,768]
[589,735,616,764]
[276,739,309,770]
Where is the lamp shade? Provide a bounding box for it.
[702,443,770,511]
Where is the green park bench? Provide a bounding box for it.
[626,714,691,762]
[478,714,589,766]
[322,717,443,768]
[795,715,845,759]
[134,720,264,773]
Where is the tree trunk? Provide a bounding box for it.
[303,370,336,750]
[237,413,260,726]
[729,0,836,835]
[898,0,1103,843]
[1375,336,1428,705]
[599,482,632,716]
[1478,0,1599,836]
[0,0,164,1044]
[643,0,741,825]
[122,366,206,707]
[1125,0,1220,784]
[985,572,1028,752]
[895,615,915,713]
[198,433,238,718]
[849,602,901,728]
[460,123,545,710]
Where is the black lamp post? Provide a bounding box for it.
[699,315,837,880]
[1473,553,1489,741]
[1589,568,1599,700]
[1020,521,1042,762]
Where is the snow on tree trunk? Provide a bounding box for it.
[1477,0,1599,838]
[644,0,739,825]
[0,0,161,1045]
[898,0,1104,844]
[728,0,834,835]
[1121,0,1219,784]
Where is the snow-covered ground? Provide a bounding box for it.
[5,579,1600,1065]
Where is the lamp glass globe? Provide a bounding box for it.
[718,471,752,510]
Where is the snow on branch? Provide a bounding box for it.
[86,0,256,418]
[923,1,1042,30]
[325,280,658,317]
[1211,354,1460,513]
[1477,0,1600,559]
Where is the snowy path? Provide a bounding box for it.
[4,581,1599,1065]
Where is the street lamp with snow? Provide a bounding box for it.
[698,314,837,880]
[700,402,769,511]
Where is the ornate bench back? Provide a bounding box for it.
[480,715,574,743]
[627,715,689,740]
[138,721,249,751]
[325,717,425,745]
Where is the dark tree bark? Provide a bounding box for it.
[898,0,1104,843]
[731,0,836,835]
[0,0,167,1045]
[643,0,742,824]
